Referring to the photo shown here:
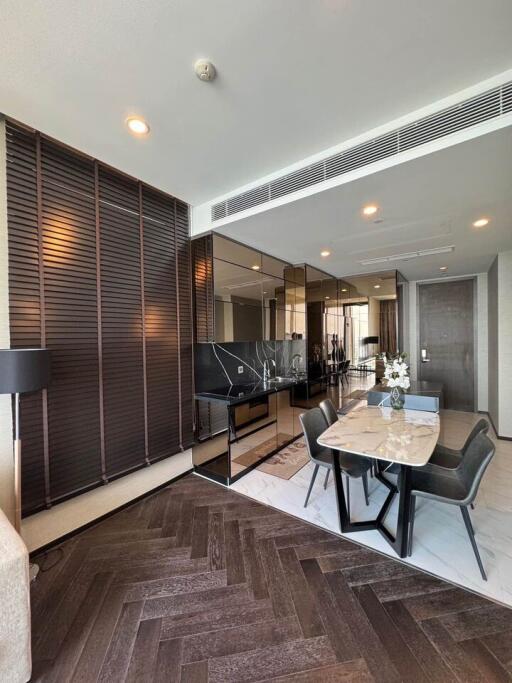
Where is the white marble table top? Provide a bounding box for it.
[317,405,440,467]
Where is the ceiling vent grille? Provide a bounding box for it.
[503,82,512,114]
[212,80,512,222]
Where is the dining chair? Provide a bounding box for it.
[429,418,489,469]
[300,406,371,514]
[407,431,495,580]
[341,359,350,387]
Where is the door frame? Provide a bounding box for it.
[416,276,478,412]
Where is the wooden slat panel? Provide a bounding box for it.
[6,121,192,515]
[192,234,214,343]
[176,200,193,447]
[99,169,145,477]
[5,122,46,514]
[142,187,180,458]
[41,139,103,499]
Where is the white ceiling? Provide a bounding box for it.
[216,126,512,281]
[1,0,512,204]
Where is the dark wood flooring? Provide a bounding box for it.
[31,474,512,682]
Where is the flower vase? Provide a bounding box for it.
[390,386,405,410]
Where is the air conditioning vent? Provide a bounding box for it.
[325,132,398,180]
[503,82,512,114]
[270,162,324,199]
[212,80,512,222]
[398,89,500,152]
[226,185,268,215]
[212,203,227,221]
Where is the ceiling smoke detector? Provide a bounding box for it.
[194,59,216,82]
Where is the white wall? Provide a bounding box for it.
[493,251,512,438]
[405,274,488,411]
[0,118,14,523]
[488,257,499,429]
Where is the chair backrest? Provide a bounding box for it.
[343,360,350,373]
[319,399,339,427]
[457,431,495,504]
[459,418,489,454]
[299,407,329,463]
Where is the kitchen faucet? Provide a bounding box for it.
[291,353,303,377]
[263,358,276,382]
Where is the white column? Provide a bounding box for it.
[0,117,14,523]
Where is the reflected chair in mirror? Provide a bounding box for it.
[340,359,350,387]
[300,406,371,515]
[407,431,495,580]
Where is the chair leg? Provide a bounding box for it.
[345,476,350,519]
[460,506,487,581]
[304,464,320,508]
[324,467,330,489]
[362,472,370,506]
[408,495,416,557]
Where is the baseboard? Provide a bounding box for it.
[479,410,512,441]
[29,467,193,558]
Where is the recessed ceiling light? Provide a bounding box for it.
[473,218,489,228]
[363,205,378,216]
[341,288,348,292]
[325,296,330,300]
[374,284,381,289]
[320,250,331,257]
[439,266,448,272]
[251,265,260,271]
[126,117,150,135]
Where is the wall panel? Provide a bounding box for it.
[5,121,192,515]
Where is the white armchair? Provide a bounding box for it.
[0,508,31,683]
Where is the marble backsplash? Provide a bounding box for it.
[194,340,307,394]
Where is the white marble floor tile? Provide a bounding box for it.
[231,376,512,608]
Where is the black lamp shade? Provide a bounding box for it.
[0,349,51,394]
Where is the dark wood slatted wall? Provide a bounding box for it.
[41,140,103,499]
[176,200,194,448]
[142,186,180,459]
[5,125,47,510]
[191,233,214,343]
[5,121,193,515]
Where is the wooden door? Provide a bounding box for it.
[418,279,475,411]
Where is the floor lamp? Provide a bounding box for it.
[0,349,51,578]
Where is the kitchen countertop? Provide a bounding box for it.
[195,377,305,405]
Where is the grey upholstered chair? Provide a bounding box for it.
[408,431,495,580]
[300,406,371,514]
[429,418,489,469]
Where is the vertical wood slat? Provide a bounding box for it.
[5,123,46,514]
[176,201,193,447]
[100,168,145,479]
[5,120,192,515]
[41,138,102,500]
[95,161,107,482]
[35,132,51,507]
[142,186,180,459]
[139,182,150,463]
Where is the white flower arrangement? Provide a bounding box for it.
[382,351,410,390]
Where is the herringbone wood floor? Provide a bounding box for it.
[31,474,512,682]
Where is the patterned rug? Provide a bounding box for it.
[233,433,297,469]
[256,437,309,479]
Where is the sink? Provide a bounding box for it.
[264,376,294,385]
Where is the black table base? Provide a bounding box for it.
[331,451,413,558]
